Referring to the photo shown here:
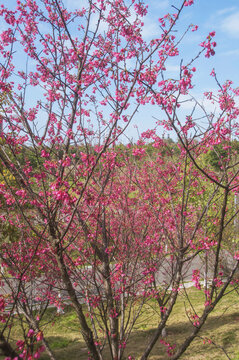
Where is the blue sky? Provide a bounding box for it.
[1,0,239,141]
[142,0,239,86]
[125,0,239,140]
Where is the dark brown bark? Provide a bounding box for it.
[53,239,100,360]
[0,332,18,359]
[102,260,119,360]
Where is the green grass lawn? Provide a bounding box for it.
[1,287,239,359]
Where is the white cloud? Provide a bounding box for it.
[221,12,239,38]
[166,65,180,73]
[221,49,239,56]
[141,20,160,39]
[150,0,169,10]
[178,91,220,115]
[65,0,89,10]
[216,7,237,16]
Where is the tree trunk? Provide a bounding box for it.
[54,241,100,360]
[0,332,18,359]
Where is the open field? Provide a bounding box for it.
[2,287,239,360]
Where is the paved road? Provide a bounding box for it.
[0,255,213,311]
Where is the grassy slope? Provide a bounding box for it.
[1,287,239,360]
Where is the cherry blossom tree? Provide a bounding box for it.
[0,0,239,360]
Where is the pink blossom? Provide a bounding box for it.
[191,25,198,31]
[27,329,35,337]
[36,331,43,341]
[184,0,194,6]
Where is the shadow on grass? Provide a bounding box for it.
[126,310,239,359]
[40,337,88,360]
[40,310,239,360]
